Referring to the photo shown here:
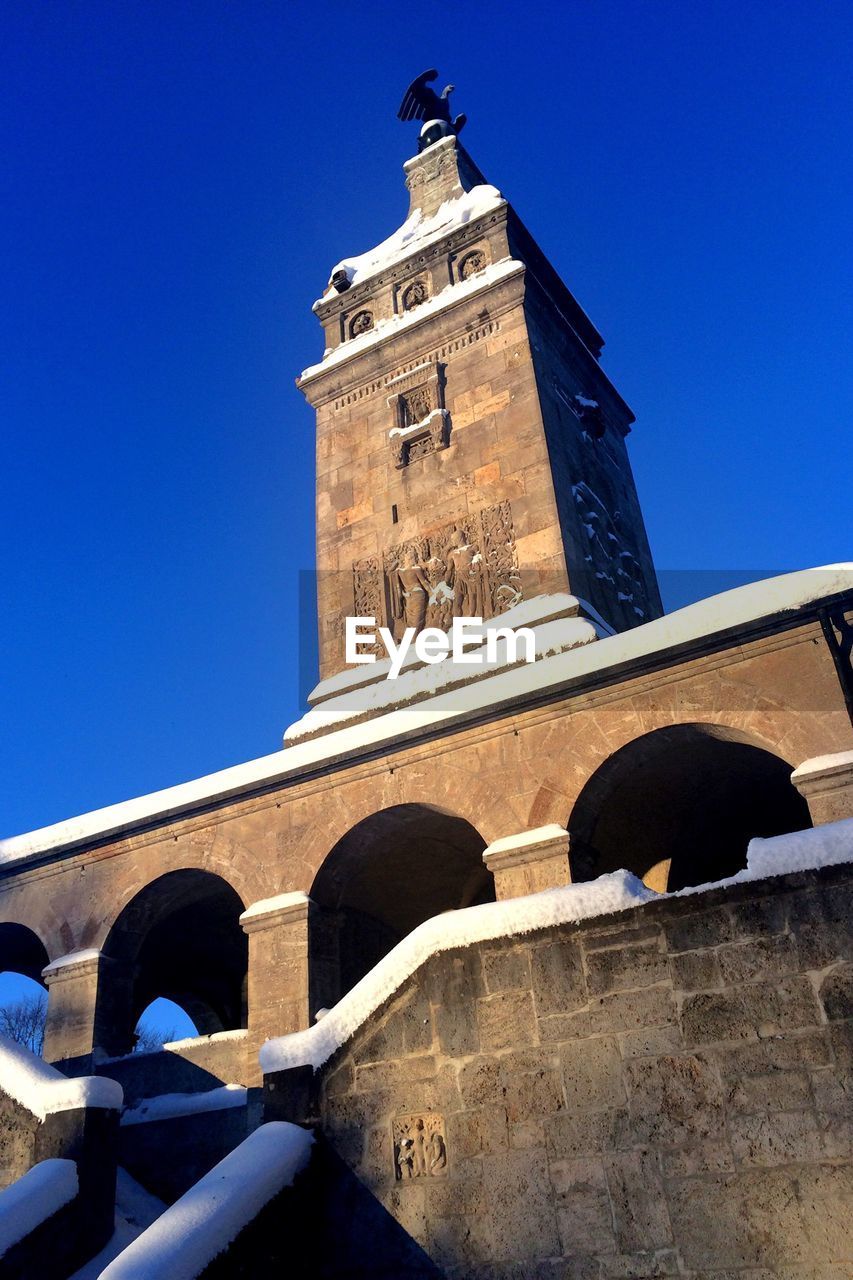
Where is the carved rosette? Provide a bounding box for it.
[458,247,487,280]
[349,310,374,338]
[401,279,429,311]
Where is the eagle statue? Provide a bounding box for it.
[397,69,467,150]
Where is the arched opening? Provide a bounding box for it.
[0,923,49,1056]
[101,870,247,1058]
[568,725,811,892]
[133,996,199,1054]
[311,804,492,1006]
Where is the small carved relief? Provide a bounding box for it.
[350,310,374,338]
[458,248,487,280]
[402,385,432,426]
[401,279,429,311]
[393,1114,447,1181]
[407,435,435,463]
[352,556,384,656]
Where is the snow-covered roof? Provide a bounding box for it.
[0,1159,78,1258]
[0,1033,123,1119]
[99,1122,313,1280]
[1,565,850,870]
[317,183,505,303]
[259,817,853,1077]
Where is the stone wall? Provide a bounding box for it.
[305,863,853,1278]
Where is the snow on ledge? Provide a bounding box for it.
[161,1028,247,1053]
[300,257,523,383]
[0,1159,78,1257]
[99,1122,314,1280]
[260,818,853,1078]
[121,1084,247,1127]
[0,1034,123,1119]
[484,824,569,857]
[260,870,658,1075]
[239,891,310,923]
[2,565,851,870]
[318,183,506,301]
[42,948,101,976]
[791,750,853,782]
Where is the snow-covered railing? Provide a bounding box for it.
[0,1034,122,1120]
[0,1159,78,1257]
[99,1122,314,1280]
[260,819,853,1077]
[121,1084,247,1127]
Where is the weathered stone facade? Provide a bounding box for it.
[302,135,662,680]
[293,862,853,1277]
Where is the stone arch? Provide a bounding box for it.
[0,922,49,987]
[567,723,811,891]
[310,803,493,1004]
[99,869,248,1057]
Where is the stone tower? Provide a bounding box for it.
[298,132,662,682]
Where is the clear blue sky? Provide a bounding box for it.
[2,0,852,840]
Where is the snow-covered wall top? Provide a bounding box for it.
[1,565,851,868]
[318,183,505,302]
[99,1122,313,1280]
[0,1159,78,1258]
[0,1034,122,1120]
[259,818,853,1077]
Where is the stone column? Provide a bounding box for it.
[43,949,128,1070]
[792,750,853,825]
[240,892,317,1058]
[482,824,572,900]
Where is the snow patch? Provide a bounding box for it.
[321,184,504,299]
[98,1123,314,1280]
[791,749,853,781]
[42,948,101,975]
[0,1159,78,1256]
[69,1169,166,1280]
[240,891,309,923]
[0,1034,123,1119]
[484,824,568,857]
[260,870,657,1075]
[122,1085,247,1127]
[301,258,523,382]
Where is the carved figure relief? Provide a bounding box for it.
[401,279,429,311]
[402,385,432,426]
[393,1114,447,1181]
[349,310,374,338]
[387,362,450,468]
[352,501,521,648]
[458,248,487,280]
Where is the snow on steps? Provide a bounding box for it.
[0,1159,78,1258]
[0,1033,122,1120]
[260,819,853,1077]
[98,1122,313,1280]
[68,1169,166,1280]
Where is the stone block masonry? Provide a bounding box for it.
[299,862,853,1278]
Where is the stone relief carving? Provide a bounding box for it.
[401,279,429,311]
[352,501,521,646]
[393,1113,447,1181]
[458,248,487,280]
[349,310,374,338]
[402,385,432,425]
[388,363,450,468]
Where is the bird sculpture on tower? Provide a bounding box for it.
[397,69,467,151]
